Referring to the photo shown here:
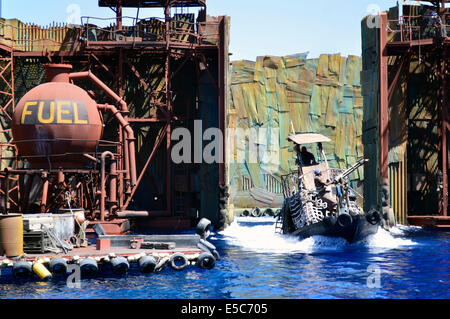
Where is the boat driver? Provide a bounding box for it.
[295,145,318,166]
[313,169,337,213]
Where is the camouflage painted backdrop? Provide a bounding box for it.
[227,53,363,210]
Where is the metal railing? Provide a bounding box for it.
[281,168,344,199]
[0,20,78,51]
[387,14,449,42]
[0,15,221,52]
[80,15,220,46]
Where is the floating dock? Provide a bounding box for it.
[1,226,219,281]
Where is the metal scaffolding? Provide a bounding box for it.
[364,0,449,227]
[0,0,229,233]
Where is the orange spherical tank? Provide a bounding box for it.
[11,64,103,169]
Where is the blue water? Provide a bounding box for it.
[0,217,449,299]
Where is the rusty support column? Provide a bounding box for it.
[4,169,9,213]
[164,3,172,216]
[116,1,123,31]
[100,151,115,221]
[40,173,48,213]
[218,16,226,185]
[439,46,448,216]
[97,103,137,189]
[109,157,118,215]
[379,12,392,223]
[117,48,126,204]
[379,12,389,181]
[117,48,129,197]
[21,173,34,213]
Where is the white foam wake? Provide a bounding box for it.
[216,217,418,254]
[356,226,417,251]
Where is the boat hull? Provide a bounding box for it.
[291,214,380,243]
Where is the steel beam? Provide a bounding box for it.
[379,13,389,180]
[439,46,448,216]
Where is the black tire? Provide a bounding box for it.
[219,185,229,194]
[337,213,353,228]
[212,249,220,261]
[80,257,98,275]
[13,261,32,278]
[281,198,296,234]
[366,209,381,225]
[199,238,216,251]
[251,207,261,217]
[323,216,336,227]
[169,253,189,271]
[219,208,228,217]
[197,252,216,270]
[264,208,274,216]
[216,209,227,231]
[241,209,250,217]
[196,218,212,238]
[288,192,305,230]
[138,255,157,273]
[197,241,211,253]
[111,256,129,274]
[69,236,79,246]
[49,257,68,276]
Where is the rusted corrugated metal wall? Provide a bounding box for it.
[228,53,364,209]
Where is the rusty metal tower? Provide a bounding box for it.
[0,0,230,233]
[363,0,449,227]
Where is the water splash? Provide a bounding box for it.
[218,217,417,254]
[356,226,417,251]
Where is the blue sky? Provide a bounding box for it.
[0,0,425,61]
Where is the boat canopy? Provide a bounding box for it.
[287,133,331,145]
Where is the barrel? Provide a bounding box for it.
[0,214,24,257]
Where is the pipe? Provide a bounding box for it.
[83,153,100,163]
[3,168,9,214]
[68,71,136,189]
[116,210,150,218]
[100,151,117,221]
[44,64,72,83]
[98,104,137,188]
[69,71,128,113]
[123,128,131,193]
[41,173,49,214]
[109,157,118,216]
[57,171,65,185]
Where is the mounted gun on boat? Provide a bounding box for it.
[276,133,383,243]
